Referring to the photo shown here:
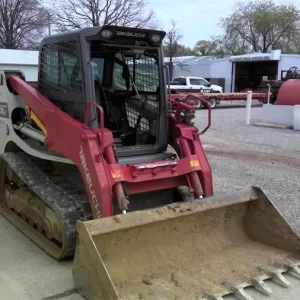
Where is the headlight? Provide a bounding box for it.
[151,34,161,43]
[100,29,113,38]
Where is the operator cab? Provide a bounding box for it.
[37,26,168,158]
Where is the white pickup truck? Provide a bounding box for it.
[169,76,223,93]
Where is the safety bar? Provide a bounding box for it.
[84,101,105,153]
[84,101,105,129]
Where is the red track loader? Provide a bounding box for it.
[0,25,300,299]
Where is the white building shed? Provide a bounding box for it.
[0,49,39,82]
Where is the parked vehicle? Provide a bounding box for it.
[169,76,223,93]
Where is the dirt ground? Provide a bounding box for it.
[1,103,300,299]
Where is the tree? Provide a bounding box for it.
[194,40,219,56]
[219,0,300,53]
[51,0,156,32]
[175,44,198,56]
[193,38,234,57]
[217,34,250,55]
[163,44,198,57]
[273,38,300,54]
[163,20,183,79]
[0,0,48,49]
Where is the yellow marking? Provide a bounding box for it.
[25,105,47,135]
[190,160,200,167]
[111,170,122,179]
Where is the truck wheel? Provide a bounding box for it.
[194,100,202,109]
[209,97,217,108]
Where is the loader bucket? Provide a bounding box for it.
[73,187,300,300]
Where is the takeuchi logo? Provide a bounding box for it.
[115,31,146,38]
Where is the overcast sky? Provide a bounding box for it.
[43,0,299,49]
[148,0,299,48]
[148,0,237,47]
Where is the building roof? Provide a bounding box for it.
[0,49,38,66]
[230,49,282,61]
[164,55,231,65]
[165,50,300,64]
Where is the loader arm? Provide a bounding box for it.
[9,75,213,218]
[9,74,115,218]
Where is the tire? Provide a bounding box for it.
[194,99,202,109]
[211,91,221,105]
[209,97,217,108]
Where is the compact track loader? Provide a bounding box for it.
[0,25,300,300]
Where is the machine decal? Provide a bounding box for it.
[0,102,9,118]
[79,145,102,218]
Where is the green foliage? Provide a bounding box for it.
[194,40,218,56]
[163,44,198,57]
[219,0,300,53]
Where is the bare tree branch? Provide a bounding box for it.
[50,0,157,32]
[162,20,183,79]
[0,0,48,49]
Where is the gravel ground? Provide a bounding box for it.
[194,103,300,234]
[197,101,300,156]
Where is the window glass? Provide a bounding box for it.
[91,58,105,82]
[112,55,159,92]
[113,61,126,90]
[43,47,59,85]
[59,52,80,86]
[200,79,210,86]
[41,41,82,92]
[190,78,201,85]
[172,77,186,85]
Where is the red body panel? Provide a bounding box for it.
[9,75,213,219]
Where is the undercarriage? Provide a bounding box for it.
[0,151,183,259]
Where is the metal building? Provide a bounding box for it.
[0,49,39,82]
[166,50,300,93]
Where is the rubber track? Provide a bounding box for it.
[1,152,92,259]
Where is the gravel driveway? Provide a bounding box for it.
[195,104,300,234]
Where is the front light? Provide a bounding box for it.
[100,29,113,38]
[151,34,161,43]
